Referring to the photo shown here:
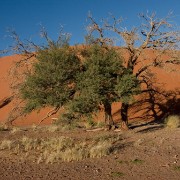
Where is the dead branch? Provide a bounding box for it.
[36,106,60,127]
[102,12,179,67]
[87,13,113,47]
[5,100,25,126]
[0,96,14,109]
[86,127,104,132]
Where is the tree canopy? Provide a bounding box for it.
[21,43,81,113]
[70,45,139,126]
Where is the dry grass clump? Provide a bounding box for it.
[0,124,4,131]
[89,134,122,158]
[0,124,9,131]
[165,115,180,129]
[0,133,121,163]
[51,120,79,132]
[31,124,37,131]
[0,140,12,150]
[89,140,112,158]
[47,125,60,132]
[61,143,89,162]
[10,126,21,134]
[47,124,77,132]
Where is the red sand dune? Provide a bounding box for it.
[0,53,180,126]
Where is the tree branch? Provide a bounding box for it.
[36,106,60,127]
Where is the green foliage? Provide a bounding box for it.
[20,38,139,124]
[56,110,77,126]
[70,45,139,118]
[70,45,124,115]
[21,42,81,113]
[111,171,125,177]
[115,73,140,104]
[173,165,180,171]
[131,158,145,164]
[86,116,97,127]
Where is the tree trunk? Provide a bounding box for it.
[121,103,129,130]
[104,102,114,130]
[148,91,158,121]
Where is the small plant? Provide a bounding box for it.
[165,115,180,129]
[0,140,12,150]
[85,117,97,128]
[131,158,144,164]
[45,152,59,164]
[54,112,79,131]
[0,124,4,131]
[47,125,59,132]
[95,134,121,143]
[117,160,124,164]
[173,165,180,171]
[117,160,129,164]
[31,123,37,131]
[96,121,105,128]
[61,143,89,162]
[21,136,34,151]
[89,141,112,158]
[111,171,124,177]
[10,126,20,134]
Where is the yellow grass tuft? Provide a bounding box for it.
[0,133,121,163]
[61,143,88,162]
[165,115,180,129]
[0,140,12,150]
[10,126,20,134]
[47,125,60,132]
[89,141,112,158]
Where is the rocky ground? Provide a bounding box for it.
[0,123,179,180]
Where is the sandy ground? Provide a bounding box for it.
[0,123,179,180]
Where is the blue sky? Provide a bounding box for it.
[0,0,180,52]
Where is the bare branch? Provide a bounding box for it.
[139,12,179,50]
[37,106,60,127]
[0,96,14,109]
[87,13,113,47]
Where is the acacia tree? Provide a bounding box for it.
[20,38,81,124]
[4,28,81,125]
[87,12,180,129]
[73,45,119,126]
[69,45,139,128]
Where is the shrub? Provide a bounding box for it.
[0,140,12,150]
[131,158,144,164]
[0,124,8,131]
[10,126,20,134]
[165,115,180,128]
[89,140,112,158]
[111,172,124,177]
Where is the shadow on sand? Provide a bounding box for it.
[113,85,180,131]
